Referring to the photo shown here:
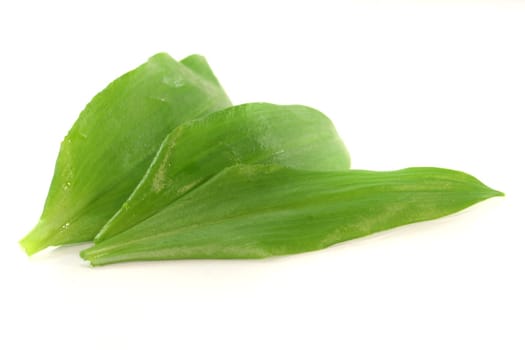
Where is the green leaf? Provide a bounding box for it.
[20,53,232,255]
[81,165,502,266]
[95,103,350,242]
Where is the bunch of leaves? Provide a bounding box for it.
[20,53,502,266]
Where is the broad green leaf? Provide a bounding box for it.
[81,165,502,266]
[20,53,232,255]
[95,103,350,242]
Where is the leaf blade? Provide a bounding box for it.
[94,103,350,242]
[81,165,502,265]
[20,53,231,255]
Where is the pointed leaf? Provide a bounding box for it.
[95,103,350,242]
[20,53,231,255]
[81,165,502,266]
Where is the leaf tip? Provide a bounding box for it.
[477,179,504,200]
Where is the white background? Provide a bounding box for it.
[0,1,523,349]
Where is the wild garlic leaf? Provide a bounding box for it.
[81,165,502,266]
[95,103,350,242]
[20,53,231,255]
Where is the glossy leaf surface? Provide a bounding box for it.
[20,53,231,255]
[81,165,502,266]
[95,103,350,242]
